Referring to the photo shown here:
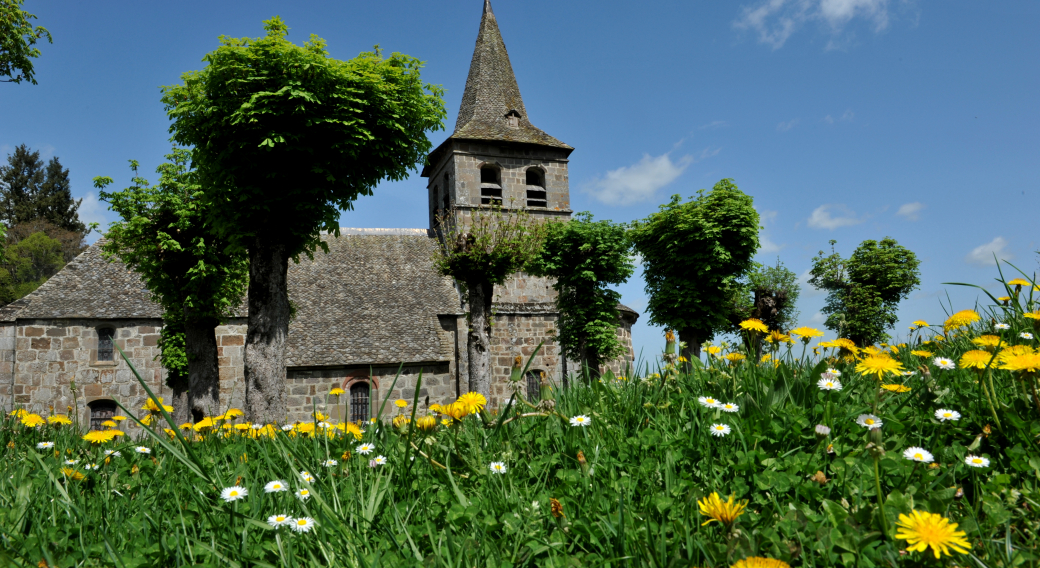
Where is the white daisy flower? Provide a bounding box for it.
[825,368,842,377]
[815,424,831,437]
[281,424,295,431]
[264,480,288,493]
[291,517,316,533]
[251,423,263,430]
[267,514,293,528]
[569,415,591,427]
[697,396,721,408]
[901,371,916,377]
[322,459,337,467]
[933,357,955,370]
[295,488,311,500]
[719,402,740,413]
[903,447,934,463]
[1021,332,1034,340]
[489,461,507,474]
[84,463,100,471]
[134,446,151,454]
[856,414,883,430]
[709,423,731,437]
[220,486,248,502]
[104,449,121,457]
[373,455,387,465]
[964,455,990,468]
[64,459,79,465]
[934,409,961,422]
[817,378,843,391]
[356,443,375,455]
[36,441,55,449]
[317,421,331,429]
[995,323,1010,330]
[299,470,315,482]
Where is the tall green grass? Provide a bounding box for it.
[2,283,1039,567]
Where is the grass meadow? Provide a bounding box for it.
[2,276,1040,567]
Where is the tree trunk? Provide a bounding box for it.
[166,372,191,426]
[244,235,290,423]
[466,278,494,399]
[678,327,701,361]
[581,345,601,381]
[184,312,221,418]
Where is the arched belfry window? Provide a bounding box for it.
[442,173,451,212]
[88,399,117,430]
[526,370,544,403]
[480,165,502,206]
[97,328,115,362]
[525,168,547,208]
[350,382,370,423]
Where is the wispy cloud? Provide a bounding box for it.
[966,237,1012,267]
[797,269,827,297]
[807,204,863,229]
[700,120,729,130]
[824,110,855,124]
[584,153,693,206]
[78,191,111,232]
[896,202,925,221]
[734,0,892,50]
[777,119,800,132]
[757,209,784,254]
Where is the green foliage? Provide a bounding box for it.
[432,205,545,287]
[630,179,760,349]
[0,144,87,233]
[529,212,634,369]
[157,318,188,389]
[2,285,1039,566]
[0,229,63,302]
[809,238,921,345]
[0,0,51,84]
[93,148,247,370]
[730,259,801,332]
[160,17,447,258]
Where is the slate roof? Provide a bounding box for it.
[447,0,571,150]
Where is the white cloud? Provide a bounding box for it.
[77,191,112,232]
[757,209,784,254]
[797,269,827,297]
[777,119,799,132]
[584,152,693,206]
[700,120,729,130]
[807,204,863,230]
[896,202,925,221]
[809,312,827,324]
[965,237,1012,267]
[734,0,891,50]
[824,110,855,124]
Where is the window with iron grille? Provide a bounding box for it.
[89,400,117,430]
[525,370,543,403]
[525,169,546,207]
[350,382,370,423]
[97,328,115,362]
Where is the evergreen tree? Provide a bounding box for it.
[0,144,86,232]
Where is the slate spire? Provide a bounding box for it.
[452,0,570,149]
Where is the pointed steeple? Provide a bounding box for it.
[452,0,570,149]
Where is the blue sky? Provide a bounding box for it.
[2,0,1038,361]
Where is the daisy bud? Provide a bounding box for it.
[814,425,831,438]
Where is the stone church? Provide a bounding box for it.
[0,1,637,428]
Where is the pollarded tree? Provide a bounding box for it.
[528,212,633,378]
[161,18,446,422]
[808,238,921,346]
[630,179,760,360]
[0,0,51,84]
[94,149,248,423]
[729,259,801,332]
[433,206,544,399]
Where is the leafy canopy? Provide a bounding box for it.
[0,229,63,303]
[160,17,446,257]
[729,259,801,332]
[529,212,634,365]
[809,237,921,345]
[630,179,760,345]
[0,0,51,84]
[432,206,545,287]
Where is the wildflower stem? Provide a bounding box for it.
[873,456,891,539]
[977,369,1002,430]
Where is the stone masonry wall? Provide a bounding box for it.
[286,364,454,423]
[487,311,562,406]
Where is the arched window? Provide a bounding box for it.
[480,166,502,206]
[88,399,117,430]
[97,328,115,362]
[525,168,547,207]
[350,382,370,423]
[525,370,544,403]
[442,173,451,211]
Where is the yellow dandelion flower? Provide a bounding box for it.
[998,344,1034,362]
[394,399,408,408]
[1000,352,1040,373]
[972,335,1001,349]
[730,558,790,568]
[416,415,437,431]
[439,402,470,420]
[911,350,932,357]
[82,430,115,444]
[60,467,85,481]
[855,355,903,380]
[141,397,173,413]
[881,384,911,393]
[1024,311,1040,320]
[739,319,768,334]
[959,350,994,370]
[9,409,28,418]
[790,327,824,339]
[697,492,748,527]
[1007,278,1031,287]
[457,392,488,413]
[895,510,971,559]
[832,338,859,354]
[112,416,126,422]
[234,423,250,431]
[706,345,722,355]
[102,420,117,428]
[760,354,772,363]
[724,353,746,363]
[20,414,46,427]
[392,415,410,428]
[997,296,1012,302]
[47,414,72,425]
[329,387,345,396]
[912,320,929,328]
[109,430,124,437]
[224,408,244,418]
[944,310,980,331]
[192,417,214,431]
